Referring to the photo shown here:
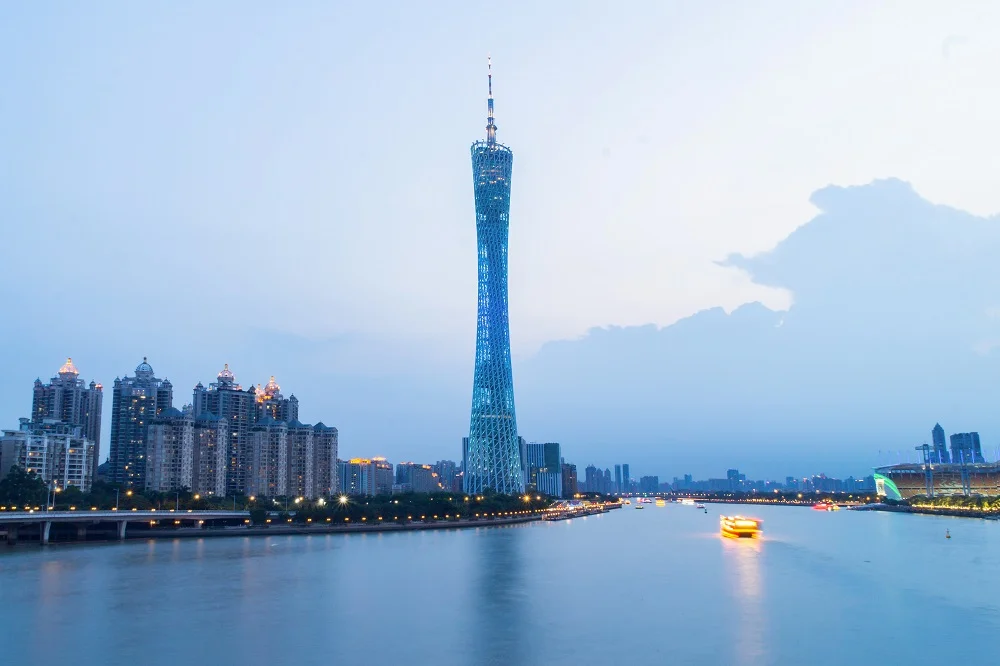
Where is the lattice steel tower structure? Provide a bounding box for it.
[464,58,525,495]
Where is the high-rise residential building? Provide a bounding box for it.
[312,423,338,498]
[622,464,631,494]
[286,420,315,500]
[526,442,562,497]
[193,364,256,495]
[254,376,299,422]
[931,423,950,463]
[1,419,95,492]
[109,358,173,488]
[464,60,524,496]
[32,358,103,479]
[614,464,622,494]
[584,464,600,493]
[603,468,612,493]
[248,417,288,498]
[145,408,193,492]
[561,463,578,498]
[950,432,985,464]
[192,413,228,496]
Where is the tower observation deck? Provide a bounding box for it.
[464,58,525,495]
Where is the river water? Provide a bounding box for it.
[1,504,998,665]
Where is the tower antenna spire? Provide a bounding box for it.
[486,55,496,145]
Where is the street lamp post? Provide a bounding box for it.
[115,488,120,511]
[175,491,179,511]
[46,480,58,512]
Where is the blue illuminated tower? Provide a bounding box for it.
[464,58,524,495]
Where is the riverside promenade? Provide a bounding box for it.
[853,503,1000,520]
[0,509,552,546]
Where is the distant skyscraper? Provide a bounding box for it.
[109,358,173,488]
[561,463,578,498]
[32,358,103,479]
[622,464,631,494]
[950,432,985,464]
[193,364,255,495]
[518,436,527,488]
[340,458,393,496]
[434,460,458,492]
[394,463,439,494]
[526,442,562,497]
[464,59,524,496]
[614,464,622,494]
[931,423,949,463]
[584,464,600,493]
[461,437,469,482]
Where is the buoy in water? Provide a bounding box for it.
[946,529,951,539]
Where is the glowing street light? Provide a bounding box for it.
[338,495,349,505]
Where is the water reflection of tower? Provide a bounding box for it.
[465,529,532,664]
[721,538,768,665]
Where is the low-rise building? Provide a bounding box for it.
[0,419,95,491]
[339,457,393,496]
[394,462,440,493]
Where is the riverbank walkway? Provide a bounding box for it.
[0,509,565,546]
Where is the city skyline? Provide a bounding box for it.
[5,4,1000,478]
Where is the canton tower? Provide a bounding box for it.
[464,58,525,495]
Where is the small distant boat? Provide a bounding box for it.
[946,529,951,539]
[680,498,695,506]
[695,503,705,510]
[635,505,644,510]
[812,503,840,511]
[720,515,761,539]
[655,498,666,507]
[623,499,631,505]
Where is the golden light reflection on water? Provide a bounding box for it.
[721,535,767,665]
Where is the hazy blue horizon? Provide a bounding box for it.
[4,2,1000,482]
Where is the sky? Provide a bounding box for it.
[3,1,1000,480]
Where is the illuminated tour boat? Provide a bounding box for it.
[720,515,762,539]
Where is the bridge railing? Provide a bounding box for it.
[0,509,247,521]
